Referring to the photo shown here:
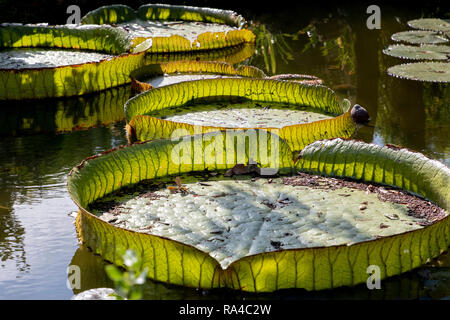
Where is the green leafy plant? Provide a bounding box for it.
[299,22,356,74]
[248,22,294,75]
[105,249,148,300]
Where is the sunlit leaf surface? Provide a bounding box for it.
[67,136,450,292]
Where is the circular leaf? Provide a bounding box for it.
[80,4,254,54]
[383,44,450,60]
[124,78,356,151]
[407,18,450,34]
[391,30,448,44]
[67,137,450,292]
[0,24,146,100]
[387,62,450,82]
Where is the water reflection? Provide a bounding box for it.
[374,81,450,166]
[300,18,356,75]
[246,7,449,166]
[247,22,294,75]
[69,243,449,300]
[70,245,213,300]
[0,201,29,275]
[0,86,130,136]
[0,124,128,299]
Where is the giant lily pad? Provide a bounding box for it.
[383,44,450,60]
[0,22,254,100]
[0,5,254,100]
[129,60,322,94]
[0,24,146,99]
[0,48,115,69]
[143,42,256,66]
[391,30,448,45]
[81,4,255,54]
[91,173,444,270]
[130,60,267,92]
[67,135,450,292]
[124,78,362,152]
[387,62,450,82]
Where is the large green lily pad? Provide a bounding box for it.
[91,173,442,270]
[0,4,255,100]
[67,135,450,292]
[0,24,254,100]
[391,30,448,44]
[82,4,246,28]
[159,103,333,129]
[0,48,114,69]
[387,62,450,82]
[130,60,266,92]
[0,24,146,100]
[81,4,255,54]
[127,62,337,141]
[383,44,450,60]
[130,60,322,93]
[124,77,360,152]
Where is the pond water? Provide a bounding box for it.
[0,4,448,299]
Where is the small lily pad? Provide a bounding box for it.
[421,44,450,53]
[391,30,448,44]
[407,18,450,34]
[383,44,450,60]
[387,62,450,82]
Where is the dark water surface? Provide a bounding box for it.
[0,4,449,299]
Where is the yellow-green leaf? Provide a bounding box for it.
[67,136,450,292]
[0,24,145,100]
[125,78,356,151]
[81,3,255,54]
